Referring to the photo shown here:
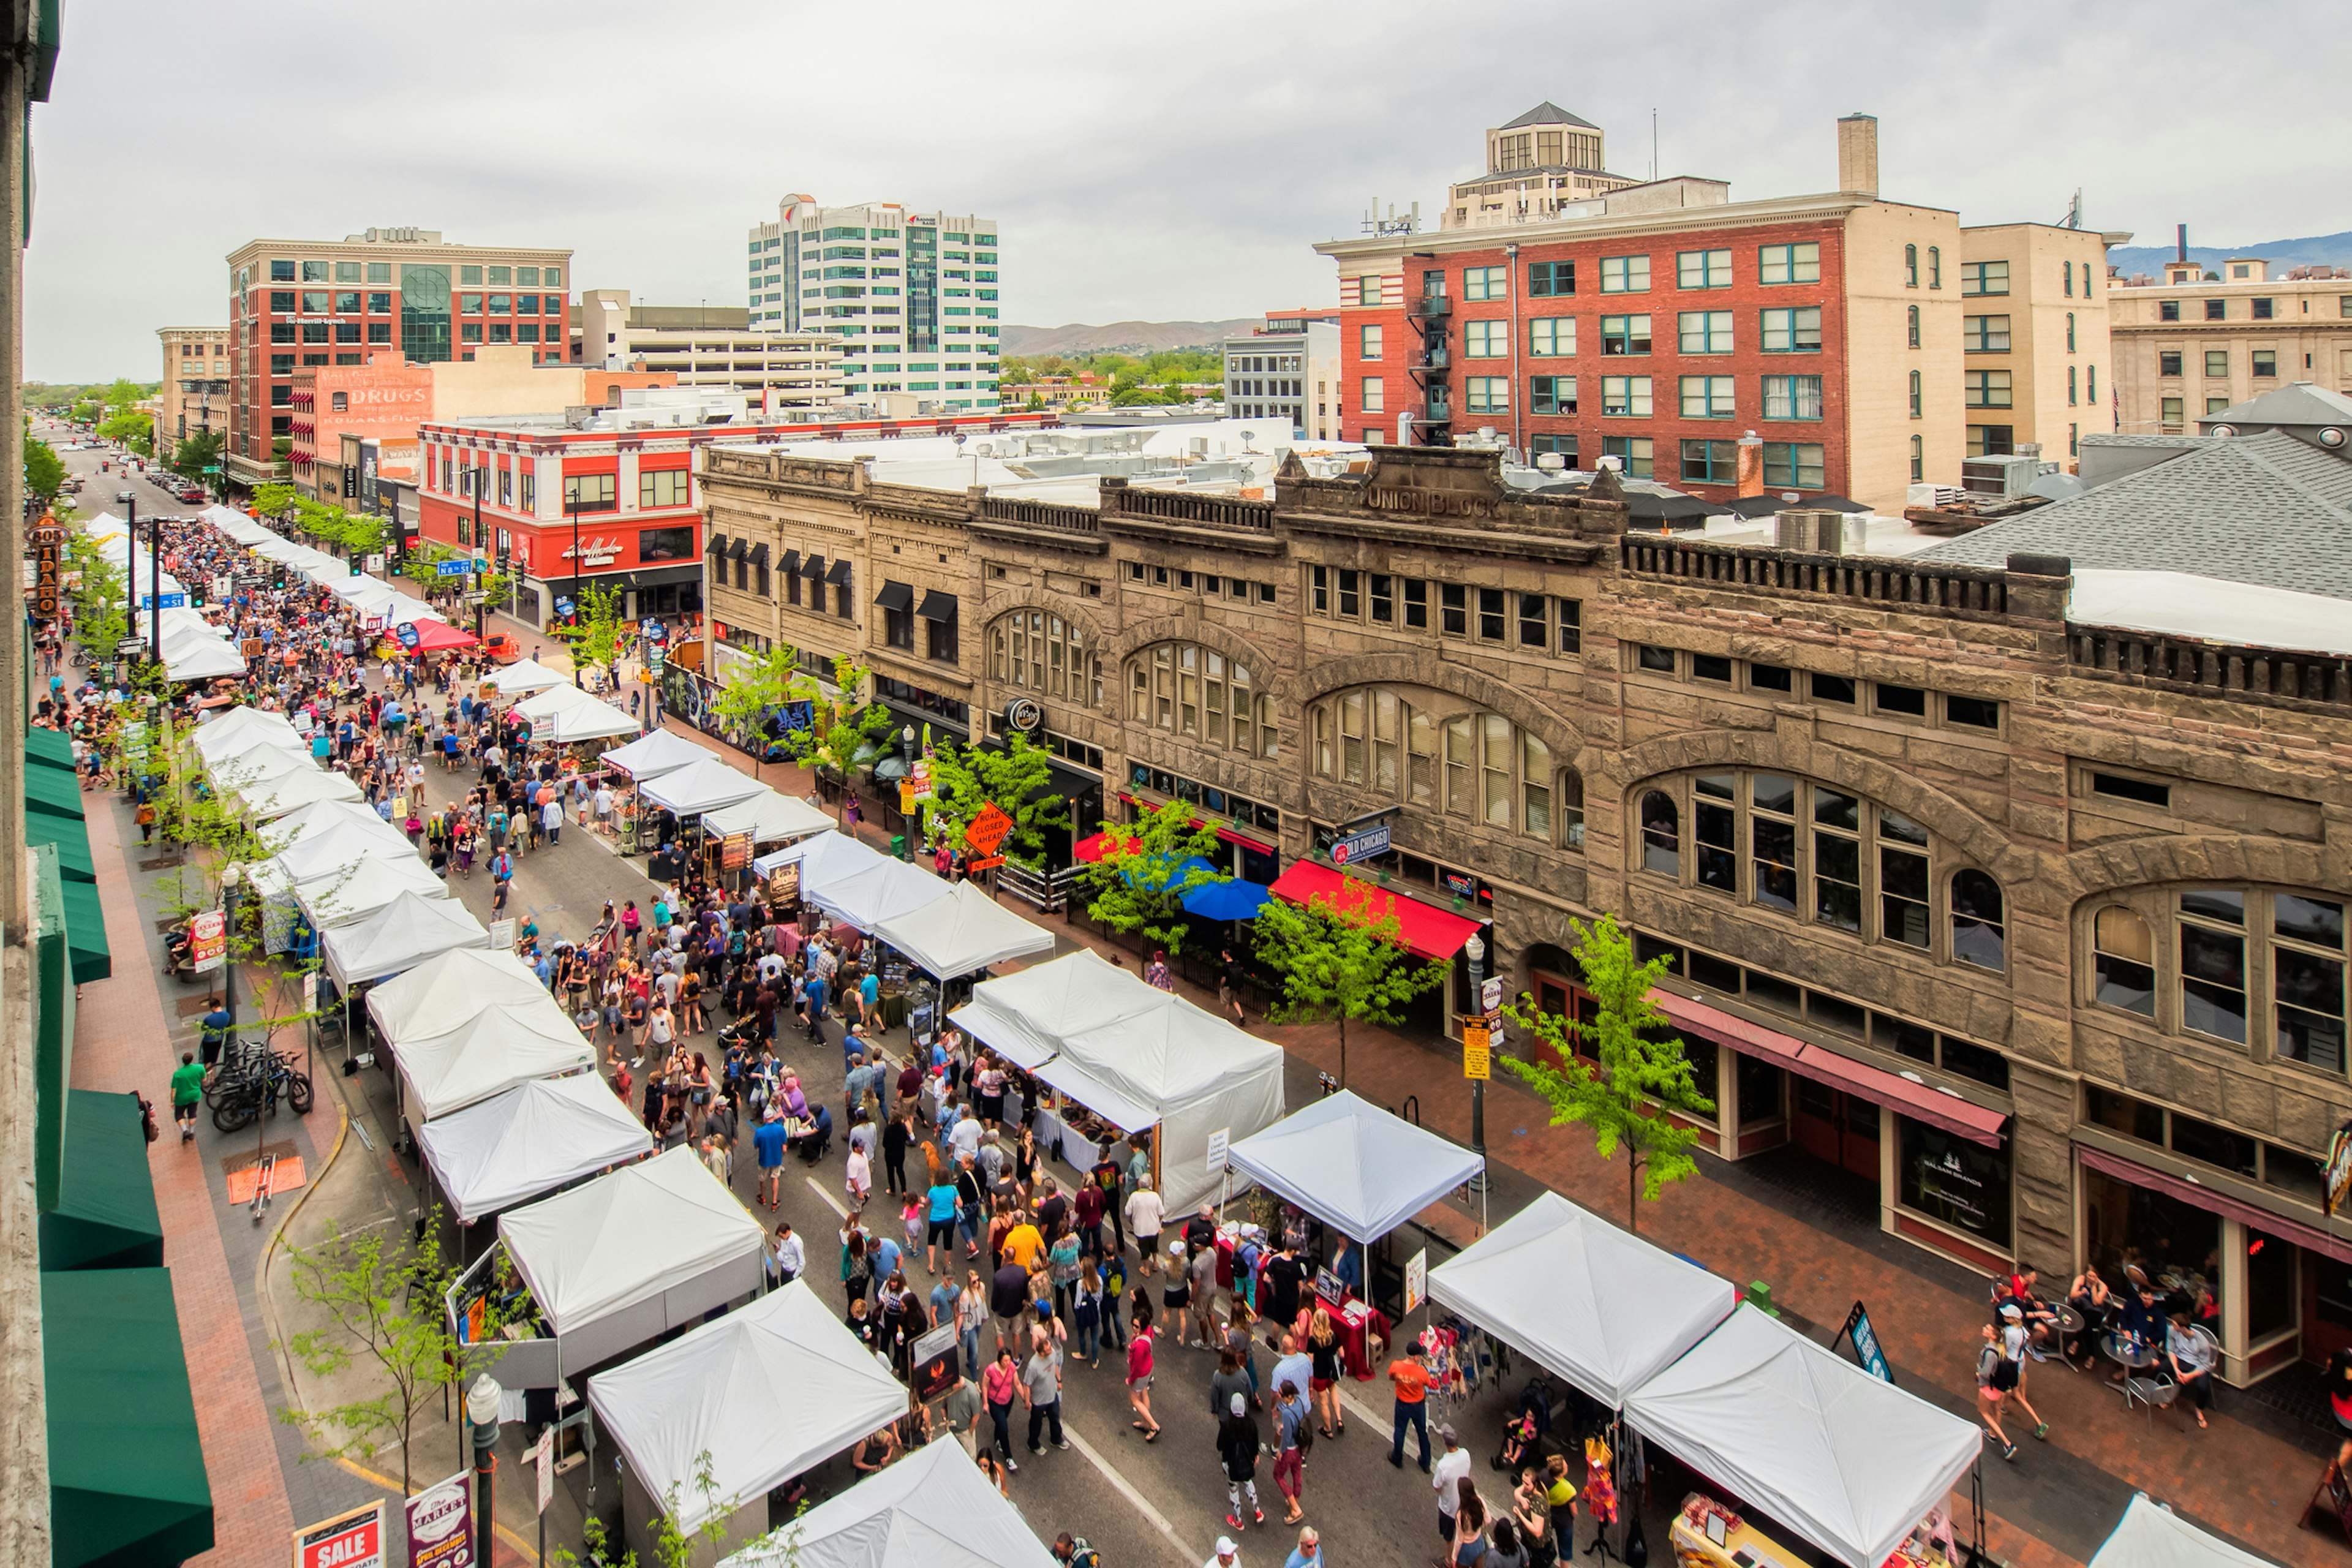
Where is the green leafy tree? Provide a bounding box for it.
[1077,797,1225,959]
[805,657,895,802]
[66,526,129,655]
[277,1207,523,1493]
[168,428,225,486]
[546,1453,761,1568]
[70,399,100,424]
[709,641,822,786]
[252,482,297,517]
[24,435,64,500]
[99,409,154,456]
[920,731,1063,870]
[549,582,627,685]
[1501,914,1714,1232]
[102,377,147,413]
[1253,886,1447,1088]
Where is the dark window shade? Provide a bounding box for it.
[725,537,748,561]
[747,542,769,567]
[800,553,827,578]
[779,549,801,575]
[873,580,915,611]
[826,559,854,586]
[916,589,958,621]
[706,532,729,557]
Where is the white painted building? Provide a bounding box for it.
[571,288,841,414]
[1221,315,1341,440]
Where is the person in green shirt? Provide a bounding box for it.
[169,1051,205,1142]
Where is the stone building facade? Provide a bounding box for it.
[699,441,2352,1385]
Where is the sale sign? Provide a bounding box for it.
[293,1502,385,1568]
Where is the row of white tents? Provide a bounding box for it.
[83,511,249,680]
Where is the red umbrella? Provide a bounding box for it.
[402,619,479,652]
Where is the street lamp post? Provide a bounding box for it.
[899,723,916,859]
[1465,933,1489,1192]
[568,491,582,688]
[135,497,160,665]
[471,464,486,643]
[467,1374,503,1566]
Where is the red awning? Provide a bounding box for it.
[1648,988,2011,1150]
[1266,861,1483,962]
[1073,829,1121,864]
[2078,1144,2352,1266]
[1114,794,1278,856]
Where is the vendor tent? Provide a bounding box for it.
[638,756,766,818]
[719,1438,1056,1568]
[752,826,883,882]
[1427,1191,1733,1408]
[385,996,594,1121]
[417,1074,653,1224]
[803,854,950,932]
[517,682,640,742]
[295,855,450,930]
[320,889,489,987]
[870,880,1054,981]
[258,797,396,852]
[190,706,304,763]
[699,787,834,845]
[272,817,416,883]
[479,657,569,698]
[951,948,1161,1069]
[367,948,550,1037]
[1226,1089,1484,1245]
[208,744,316,791]
[2087,1496,2273,1568]
[589,1281,910,1537]
[598,726,711,781]
[164,640,247,682]
[403,618,478,652]
[237,766,365,819]
[1623,1303,1981,1568]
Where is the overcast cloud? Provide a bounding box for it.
[25,0,2352,381]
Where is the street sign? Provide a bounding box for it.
[1327,822,1391,867]
[965,854,1006,873]
[365,554,386,573]
[966,802,1014,857]
[135,592,187,609]
[293,1502,385,1568]
[489,918,516,951]
[403,1471,475,1568]
[1841,1300,1894,1384]
[435,560,473,577]
[1404,1247,1428,1316]
[531,1430,555,1516]
[189,909,227,973]
[1462,1017,1491,1079]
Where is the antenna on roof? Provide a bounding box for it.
[2055,189,2083,229]
[1651,108,1658,182]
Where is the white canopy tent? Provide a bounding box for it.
[1426,1191,1734,1408]
[209,744,317,792]
[699,786,834,846]
[367,948,550,1036]
[197,733,312,779]
[952,948,1163,1070]
[752,826,884,882]
[272,816,417,884]
[237,766,365,819]
[517,682,641,743]
[294,856,451,930]
[718,1438,1057,1568]
[598,726,710,781]
[804,855,951,933]
[417,1074,654,1224]
[1226,1089,1485,1245]
[869,881,1054,981]
[191,706,305,763]
[320,889,489,988]
[379,594,447,628]
[164,639,246,682]
[258,797,396,853]
[1623,1304,1982,1568]
[2087,1496,2274,1568]
[324,573,386,602]
[638,756,766,818]
[477,657,569,698]
[383,997,595,1121]
[589,1281,910,1539]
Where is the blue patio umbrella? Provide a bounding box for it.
[1128,854,1219,891]
[1182,876,1273,921]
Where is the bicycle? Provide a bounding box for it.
[210,1047,314,1132]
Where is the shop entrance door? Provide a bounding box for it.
[1792,1078,1882,1182]
[1532,969,1599,1063]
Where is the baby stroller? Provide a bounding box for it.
[1493,1371,1555,1471]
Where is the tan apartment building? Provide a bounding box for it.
[2109,256,2352,434]
[154,325,229,464]
[1442,102,1646,232]
[1954,224,2118,463]
[571,290,842,414]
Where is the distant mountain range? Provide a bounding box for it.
[1000,318,1259,358]
[2107,229,2352,279]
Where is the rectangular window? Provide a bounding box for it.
[1679,376,1735,418]
[1637,644,1675,673]
[1530,433,1579,462]
[1761,374,1823,420]
[1440,584,1468,636]
[1531,375,1577,415]
[1463,266,1507,301]
[1600,375,1651,416]
[1961,260,2010,296]
[2158,350,2183,377]
[1966,425,2015,458]
[1677,249,1732,289]
[1528,317,1573,356]
[1757,243,1820,285]
[2180,894,2248,1044]
[1964,369,2013,407]
[1370,574,1393,624]
[1359,323,1382,361]
[640,468,689,508]
[1337,570,1360,618]
[335,322,361,343]
[1680,439,1738,481]
[1403,579,1428,630]
[1355,276,1382,306]
[1945,695,2000,729]
[1556,597,1581,654]
[1517,594,1548,648]
[1599,255,1651,293]
[1759,307,1822,353]
[1599,314,1651,355]
[333,290,361,312]
[1359,377,1384,414]
[2252,349,2278,378]
[1477,588,1506,642]
[1466,377,1509,414]
[2160,396,2185,429]
[562,473,618,513]
[2158,300,2181,322]
[301,290,330,313]
[1602,435,1653,478]
[1962,315,2011,352]
[2204,298,2226,321]
[1463,320,1507,358]
[1762,442,1825,489]
[1678,311,1733,353]
[1875,683,1927,717]
[1527,260,1574,296]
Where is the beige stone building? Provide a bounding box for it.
[154,325,229,464]
[698,435,2352,1385]
[2109,256,2352,435]
[571,290,842,413]
[1954,224,2118,462]
[1442,102,1645,232]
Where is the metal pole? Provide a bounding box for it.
[570,496,582,687]
[899,725,916,859]
[138,497,158,663]
[1466,935,1488,1192]
[472,466,485,642]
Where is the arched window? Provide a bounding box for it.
[1313,688,1567,843]
[1127,642,1267,758]
[2068,364,2078,405]
[2066,311,2076,352]
[1951,870,2006,971]
[1907,304,1920,348]
[1521,733,1551,839]
[993,611,1099,706]
[2094,907,2155,1016]
[1908,369,1922,418]
[1640,791,1680,876]
[1928,245,1942,287]
[1904,243,1918,287]
[1909,434,1923,482]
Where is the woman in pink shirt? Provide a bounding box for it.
[1127,1305,1161,1441]
[982,1347,1022,1471]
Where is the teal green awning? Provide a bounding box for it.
[23,763,87,821]
[26,727,77,772]
[58,879,110,982]
[39,1090,162,1272]
[43,1268,214,1568]
[24,811,93,883]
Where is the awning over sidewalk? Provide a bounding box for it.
[43,1267,214,1568]
[1266,861,1484,962]
[39,1090,164,1272]
[2077,1142,2352,1266]
[1648,989,2010,1150]
[59,880,110,982]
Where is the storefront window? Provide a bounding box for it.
[2246,1226,2297,1342]
[2082,1166,2222,1314]
[1736,1055,1783,1128]
[1898,1119,2013,1248]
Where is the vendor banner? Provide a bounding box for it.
[720,831,754,872]
[189,908,228,973]
[766,862,801,906]
[403,1471,474,1568]
[908,1322,959,1403]
[294,1502,385,1568]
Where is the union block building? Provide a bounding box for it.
[700,437,2352,1388]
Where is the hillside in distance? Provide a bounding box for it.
[1000,318,1258,357]
[2108,228,2352,278]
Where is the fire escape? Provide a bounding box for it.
[1410,285,1452,447]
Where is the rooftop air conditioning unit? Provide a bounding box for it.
[1775,509,1845,554]
[1959,452,2058,499]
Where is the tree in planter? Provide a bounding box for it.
[550,582,628,688]
[801,658,894,815]
[1077,797,1226,960]
[1252,886,1447,1088]
[546,1453,763,1568]
[919,731,1063,870]
[1500,914,1713,1232]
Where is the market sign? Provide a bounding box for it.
[1329,822,1390,867]
[31,517,62,621]
[908,1322,959,1402]
[1840,1299,1894,1385]
[1404,1247,1428,1317]
[394,622,421,652]
[188,908,228,973]
[719,831,754,872]
[403,1471,475,1568]
[293,1502,385,1568]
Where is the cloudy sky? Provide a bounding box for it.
[26,0,2352,381]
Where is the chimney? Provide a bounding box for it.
[1735,429,1765,499]
[2176,223,2188,263]
[1837,113,1879,198]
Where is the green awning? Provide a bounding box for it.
[39,1090,162,1272]
[25,811,94,883]
[22,763,87,821]
[26,727,77,771]
[58,879,111,982]
[43,1267,214,1568]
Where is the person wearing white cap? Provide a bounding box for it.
[1219,1387,1265,1531]
[1207,1537,1241,1568]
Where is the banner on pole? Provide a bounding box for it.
[189,908,228,973]
[403,1471,475,1568]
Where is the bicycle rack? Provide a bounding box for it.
[1399,1094,1422,1126]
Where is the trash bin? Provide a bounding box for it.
[890,834,905,859]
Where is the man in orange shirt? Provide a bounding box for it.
[1001,1215,1046,1272]
[1385,1342,1433,1472]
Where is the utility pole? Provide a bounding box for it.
[1465,933,1490,1193]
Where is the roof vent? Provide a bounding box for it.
[2318,427,2346,448]
[2207,423,2236,438]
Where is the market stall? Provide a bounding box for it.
[1625,1303,1981,1568]
[477,657,570,699]
[417,1073,654,1226]
[293,855,451,930]
[639,756,767,820]
[1227,1088,1484,1244]
[235,766,366,819]
[319,889,489,989]
[698,787,833,847]
[2087,1495,2270,1568]
[190,706,305,764]
[271,818,417,884]
[1427,1191,1735,1409]
[516,682,641,744]
[753,828,886,886]
[380,997,596,1122]
[717,1437,1057,1568]
[162,637,246,682]
[587,1281,910,1562]
[258,797,398,854]
[869,880,1054,982]
[208,744,318,795]
[803,854,951,933]
[459,1148,766,1393]
[599,726,713,782]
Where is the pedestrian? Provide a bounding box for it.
[1145,949,1174,991]
[1022,1324,1069,1456]
[1284,1527,1324,1568]
[1273,1378,1310,1525]
[940,1365,986,1460]
[1447,1480,1490,1568]
[1995,1303,2048,1443]
[925,1170,961,1276]
[1208,1537,1240,1568]
[1162,1238,1193,1342]
[1431,1427,1473,1551]
[1387,1344,1434,1471]
[755,1108,788,1208]
[771,1221,802,1287]
[2165,1313,2215,1430]
[846,1138,872,1211]
[169,1050,205,1142]
[1128,1179,1164,1277]
[1128,1299,1161,1440]
[196,995,234,1069]
[1219,1389,1266,1531]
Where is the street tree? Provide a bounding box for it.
[1077,797,1225,959]
[99,408,153,456]
[24,435,64,500]
[66,526,128,654]
[804,658,895,802]
[707,641,820,786]
[1500,914,1713,1232]
[167,428,225,488]
[1253,884,1447,1088]
[251,482,297,518]
[921,730,1062,869]
[551,582,627,686]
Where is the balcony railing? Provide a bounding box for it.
[1422,401,1452,425]
[1416,347,1452,372]
[979,496,1099,534]
[2069,625,2352,710]
[1110,486,1275,532]
[1414,294,1452,318]
[1621,537,2011,617]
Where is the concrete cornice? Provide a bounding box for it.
[226,238,573,264]
[1312,190,1898,261]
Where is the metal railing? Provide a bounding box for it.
[995,859,1082,913]
[1620,537,2011,617]
[2070,625,2352,709]
[1415,294,1452,318]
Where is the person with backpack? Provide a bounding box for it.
[1052,1535,1100,1568]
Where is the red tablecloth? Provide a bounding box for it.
[1289,1294,1392,1380]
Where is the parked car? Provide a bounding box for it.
[115,490,133,504]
